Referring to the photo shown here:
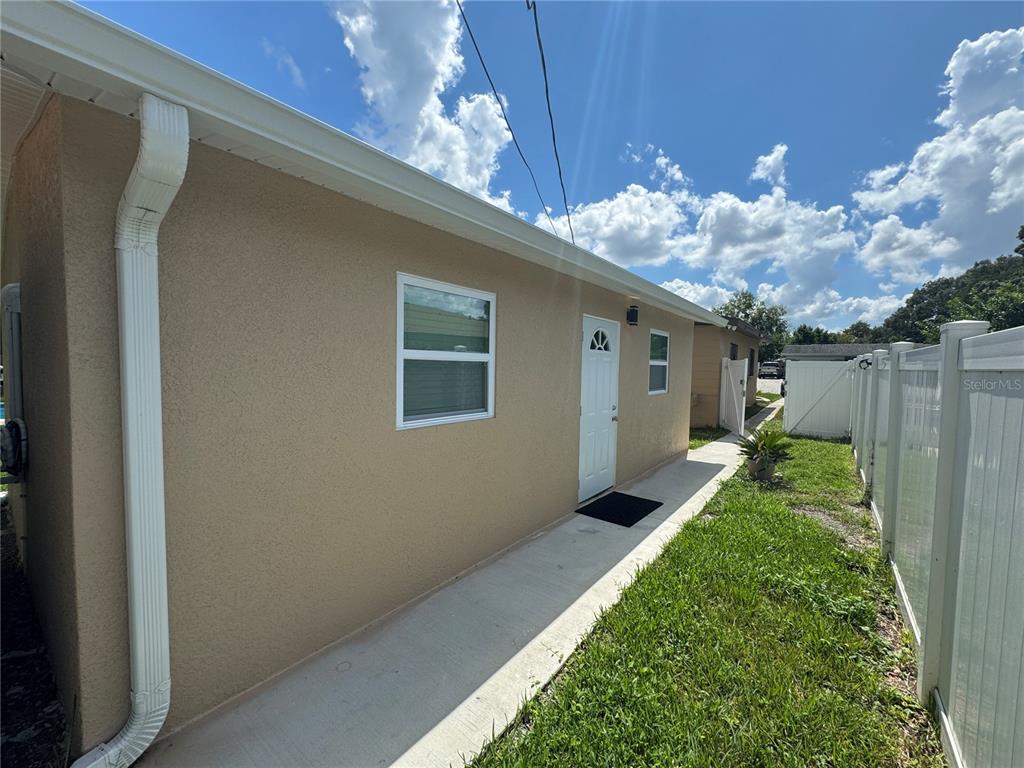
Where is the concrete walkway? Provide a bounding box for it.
[140,401,782,768]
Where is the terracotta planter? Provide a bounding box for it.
[747,456,776,483]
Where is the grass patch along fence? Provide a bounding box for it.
[472,431,943,768]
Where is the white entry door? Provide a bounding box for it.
[579,315,620,501]
[719,357,748,434]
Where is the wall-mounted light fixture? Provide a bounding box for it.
[626,305,639,326]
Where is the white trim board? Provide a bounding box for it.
[395,272,496,431]
[648,328,669,395]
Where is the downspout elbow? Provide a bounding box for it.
[72,93,188,768]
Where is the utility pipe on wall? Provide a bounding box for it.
[73,93,188,768]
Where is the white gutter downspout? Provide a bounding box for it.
[73,93,189,768]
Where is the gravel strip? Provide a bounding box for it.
[2,500,69,768]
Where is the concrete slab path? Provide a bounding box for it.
[140,401,783,768]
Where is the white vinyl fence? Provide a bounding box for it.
[849,321,1024,768]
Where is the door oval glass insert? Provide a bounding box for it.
[590,329,611,351]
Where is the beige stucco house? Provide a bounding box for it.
[690,318,761,428]
[0,5,726,765]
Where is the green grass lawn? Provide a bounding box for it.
[472,426,943,768]
[688,427,729,450]
[758,390,783,403]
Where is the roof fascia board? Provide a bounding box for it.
[725,324,761,342]
[1,1,726,327]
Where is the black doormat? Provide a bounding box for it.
[576,492,663,528]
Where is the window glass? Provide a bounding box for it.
[403,284,489,353]
[649,364,668,393]
[650,333,668,362]
[403,360,487,421]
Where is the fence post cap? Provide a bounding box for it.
[939,320,989,337]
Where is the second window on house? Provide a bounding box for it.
[397,274,495,429]
[649,330,669,394]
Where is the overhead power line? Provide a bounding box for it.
[455,0,558,236]
[526,0,575,245]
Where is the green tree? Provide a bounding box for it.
[841,321,873,343]
[789,324,839,345]
[877,250,1024,343]
[712,290,789,360]
[927,281,1024,341]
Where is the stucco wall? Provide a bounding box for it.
[0,98,86,744]
[690,325,759,428]
[39,97,696,749]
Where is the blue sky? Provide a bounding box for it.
[83,1,1024,328]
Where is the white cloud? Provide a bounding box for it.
[678,186,856,297]
[854,27,1024,284]
[937,27,1024,128]
[549,146,855,315]
[540,184,687,267]
[989,126,1024,212]
[857,215,959,284]
[864,163,904,191]
[853,108,1024,220]
[750,143,789,187]
[652,151,686,189]
[660,279,734,308]
[758,284,908,327]
[260,39,306,89]
[332,0,514,211]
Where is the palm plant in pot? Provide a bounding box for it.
[737,429,793,483]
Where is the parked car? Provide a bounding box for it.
[758,361,781,379]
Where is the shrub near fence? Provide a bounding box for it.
[849,321,1024,768]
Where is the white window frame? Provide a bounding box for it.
[396,272,496,430]
[648,329,669,395]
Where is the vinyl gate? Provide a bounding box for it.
[782,360,854,438]
[719,358,747,434]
